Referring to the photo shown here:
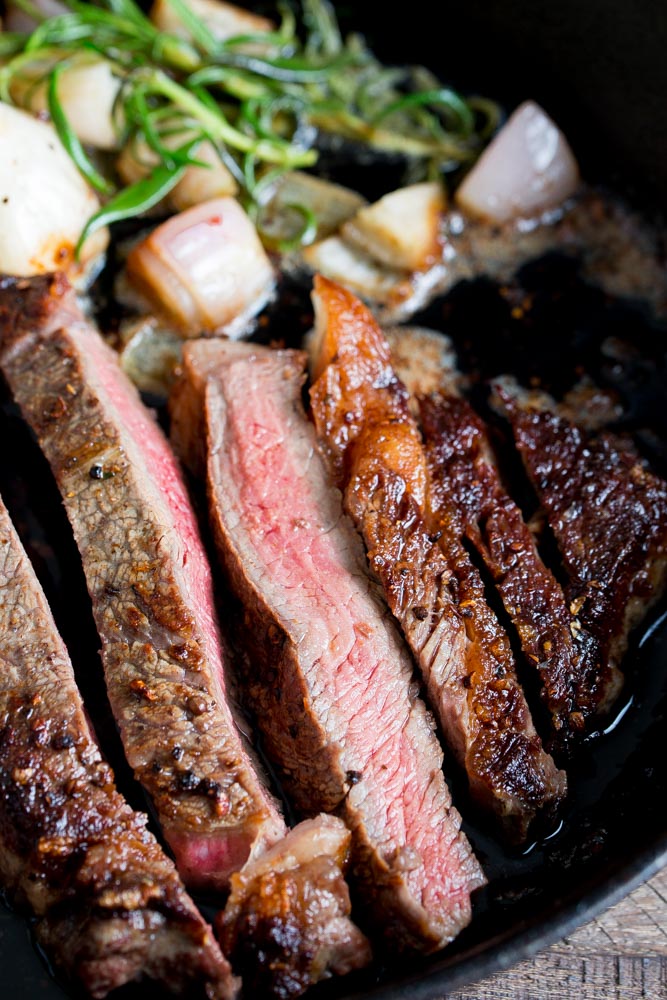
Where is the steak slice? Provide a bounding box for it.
[496,382,667,671]
[218,816,372,999]
[419,392,623,751]
[169,338,485,953]
[0,493,237,1000]
[0,274,285,891]
[308,276,566,843]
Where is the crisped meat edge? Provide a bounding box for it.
[0,272,285,893]
[307,275,566,844]
[419,391,623,754]
[494,379,667,672]
[218,815,372,999]
[0,491,237,1000]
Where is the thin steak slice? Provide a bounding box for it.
[496,381,667,671]
[169,338,485,953]
[0,274,285,891]
[218,815,372,999]
[419,392,623,751]
[308,276,566,843]
[0,493,237,1000]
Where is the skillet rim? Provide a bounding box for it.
[342,835,667,999]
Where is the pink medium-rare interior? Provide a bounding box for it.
[207,354,474,922]
[168,829,264,891]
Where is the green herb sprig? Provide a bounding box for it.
[0,0,500,253]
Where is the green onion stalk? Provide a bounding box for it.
[0,0,501,253]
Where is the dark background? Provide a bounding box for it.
[349,0,667,211]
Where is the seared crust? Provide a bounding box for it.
[218,816,371,999]
[419,393,623,752]
[497,385,667,671]
[0,274,285,891]
[0,494,237,1000]
[309,276,566,843]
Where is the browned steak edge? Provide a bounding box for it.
[308,276,566,844]
[0,273,285,891]
[419,392,623,752]
[0,491,237,1000]
[496,384,667,671]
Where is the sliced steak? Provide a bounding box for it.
[0,273,285,891]
[0,493,237,1000]
[308,276,566,843]
[383,325,465,412]
[495,381,667,671]
[419,392,623,751]
[169,338,485,953]
[218,815,372,999]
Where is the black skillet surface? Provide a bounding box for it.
[2,1,667,997]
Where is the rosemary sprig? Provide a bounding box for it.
[76,141,197,254]
[0,0,501,252]
[47,62,115,194]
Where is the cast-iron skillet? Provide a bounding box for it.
[1,0,667,996]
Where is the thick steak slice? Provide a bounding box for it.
[308,277,566,843]
[218,816,372,999]
[0,274,285,891]
[0,494,237,1000]
[496,382,667,671]
[170,338,485,953]
[419,392,623,751]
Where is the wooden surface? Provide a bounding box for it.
[447,866,667,999]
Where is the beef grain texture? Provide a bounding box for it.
[308,276,566,844]
[419,392,623,753]
[0,493,237,1000]
[170,337,486,954]
[0,273,285,892]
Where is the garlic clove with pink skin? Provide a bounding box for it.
[455,100,581,225]
[125,198,275,338]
